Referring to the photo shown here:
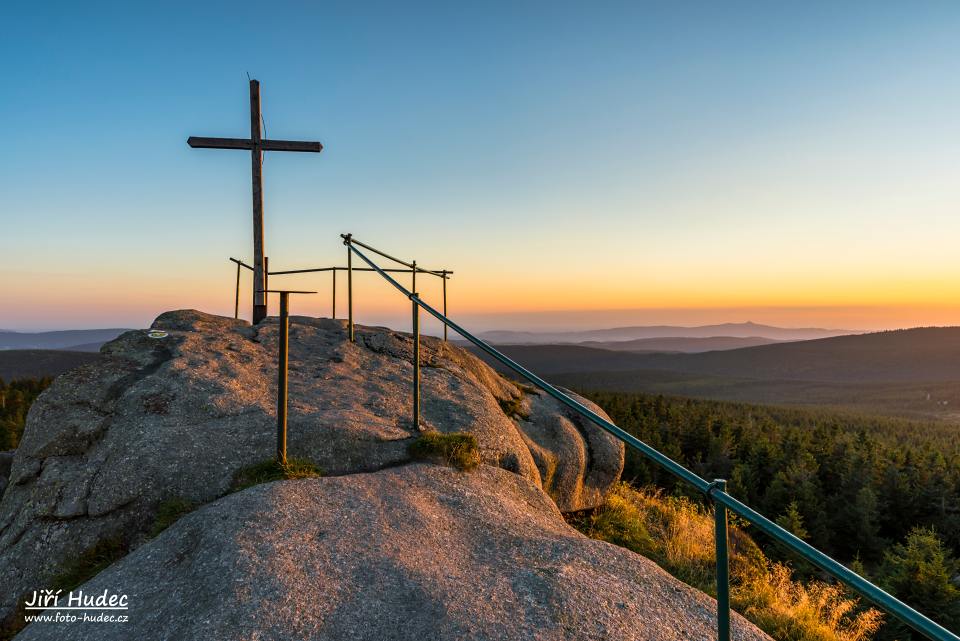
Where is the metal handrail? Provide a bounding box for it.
[341,234,960,641]
[268,266,451,278]
[226,256,452,330]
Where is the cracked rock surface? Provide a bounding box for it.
[15,464,770,641]
[0,310,623,620]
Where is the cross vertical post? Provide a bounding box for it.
[188,79,322,324]
[250,80,267,324]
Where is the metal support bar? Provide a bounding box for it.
[332,269,336,319]
[412,260,417,295]
[442,271,448,342]
[340,234,448,277]
[277,292,290,465]
[712,480,731,641]
[258,289,316,467]
[267,266,451,277]
[412,294,421,430]
[234,260,241,319]
[345,236,354,341]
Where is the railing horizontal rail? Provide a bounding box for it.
[712,491,957,641]
[343,234,960,641]
[342,234,448,277]
[268,265,452,278]
[345,240,711,493]
[229,257,254,271]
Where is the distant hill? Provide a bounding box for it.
[478,321,857,344]
[467,327,960,422]
[0,328,129,351]
[0,350,101,381]
[476,327,960,384]
[620,327,960,383]
[580,335,782,353]
[470,344,656,375]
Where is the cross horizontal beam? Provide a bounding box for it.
[187,136,323,153]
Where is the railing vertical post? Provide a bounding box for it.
[412,294,420,429]
[713,479,731,641]
[346,238,354,342]
[411,260,417,297]
[264,256,269,296]
[277,291,290,465]
[332,268,336,319]
[442,270,448,342]
[234,260,241,320]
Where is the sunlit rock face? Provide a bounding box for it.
[14,465,770,641]
[0,309,623,620]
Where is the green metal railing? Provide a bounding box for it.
[341,233,959,641]
[228,253,452,337]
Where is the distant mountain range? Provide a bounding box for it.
[0,329,129,352]
[466,326,960,422]
[0,350,101,381]
[477,327,960,383]
[578,335,782,353]
[477,321,857,345]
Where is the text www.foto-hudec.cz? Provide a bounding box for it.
[21,589,129,624]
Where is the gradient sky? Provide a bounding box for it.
[3,1,960,332]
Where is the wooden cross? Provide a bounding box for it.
[188,79,322,324]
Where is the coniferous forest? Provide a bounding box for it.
[3,378,958,637]
[582,390,960,638]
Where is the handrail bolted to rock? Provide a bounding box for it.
[339,233,960,641]
[259,289,316,465]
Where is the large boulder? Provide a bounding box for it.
[0,310,623,620]
[15,464,769,641]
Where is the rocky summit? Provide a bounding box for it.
[14,464,767,641]
[0,309,768,640]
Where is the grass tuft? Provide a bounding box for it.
[568,484,883,641]
[498,395,530,421]
[150,497,196,537]
[231,458,323,492]
[516,382,540,396]
[409,431,481,471]
[51,536,129,593]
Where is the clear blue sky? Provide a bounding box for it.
[3,1,960,331]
